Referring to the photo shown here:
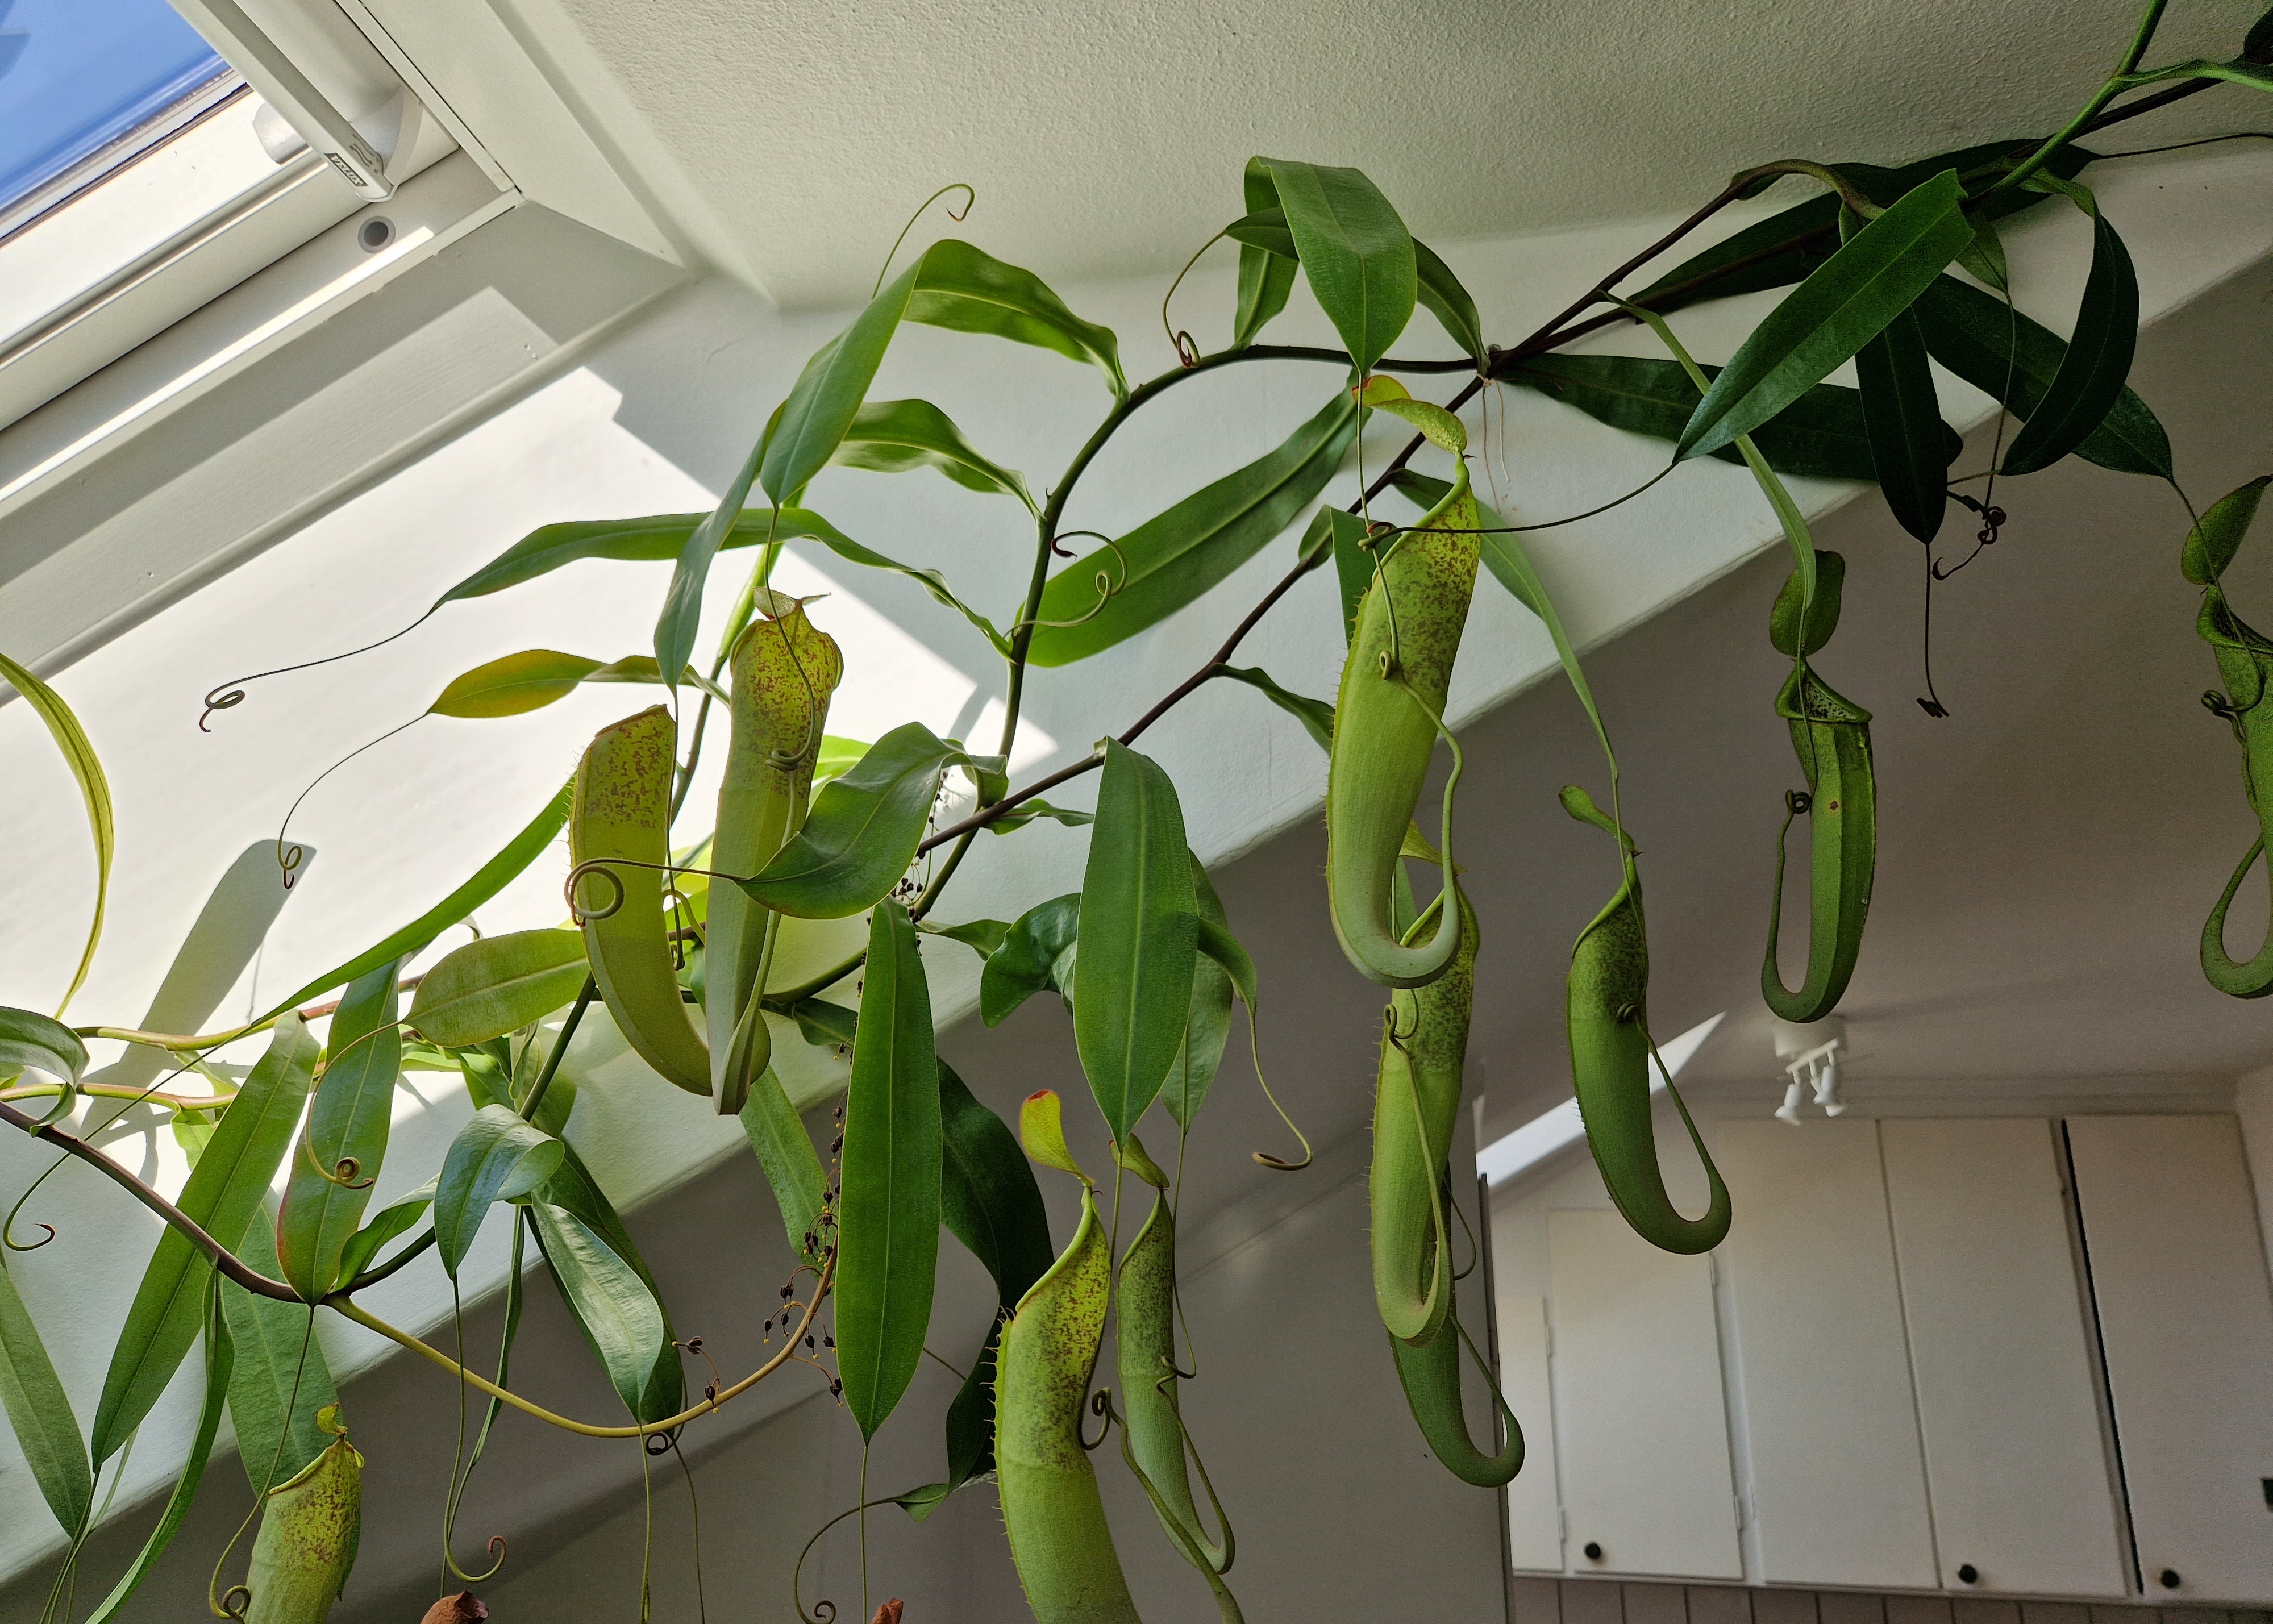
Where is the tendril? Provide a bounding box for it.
[871,184,975,299]
[1008,540,1130,635]
[1160,229,1230,368]
[198,610,438,731]
[1081,1387,1114,1451]
[272,712,427,888]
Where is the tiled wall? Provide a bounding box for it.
[1508,1578,2272,1624]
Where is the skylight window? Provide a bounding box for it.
[0,0,239,243]
[1478,1013,1725,1188]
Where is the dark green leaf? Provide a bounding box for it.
[1680,170,1971,459]
[222,1216,338,1494]
[1231,163,1298,348]
[905,239,1126,397]
[739,1067,827,1263]
[983,799,1094,835]
[409,930,586,1048]
[1214,665,1334,751]
[278,960,401,1298]
[1164,858,1234,1132]
[1910,273,2172,478]
[259,783,571,1021]
[1073,742,1197,1143]
[92,1015,318,1464]
[0,1256,89,1533]
[1317,506,1373,647]
[837,903,942,1439]
[923,918,1011,958]
[526,1142,682,1421]
[740,722,996,918]
[764,267,921,507]
[1414,240,1485,363]
[1770,549,1848,657]
[2183,476,2272,585]
[979,893,1081,1026]
[82,1285,230,1623]
[434,1105,564,1277]
[333,1177,434,1285]
[1509,353,1959,481]
[1029,390,1359,666]
[1259,157,1416,373]
[1855,304,1951,542]
[938,1060,1054,1307]
[788,997,860,1051]
[2249,5,2273,59]
[833,398,1035,510]
[2114,55,2273,95]
[2001,195,2139,476]
[659,408,776,694]
[526,1202,667,1417]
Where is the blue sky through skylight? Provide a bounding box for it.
[0,0,228,216]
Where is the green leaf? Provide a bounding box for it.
[815,734,871,788]
[1910,273,2173,478]
[0,1257,89,1533]
[1029,389,1359,666]
[92,1015,318,1463]
[1414,241,1485,364]
[924,918,1011,958]
[2000,193,2140,476]
[82,1284,230,1623]
[525,1202,668,1417]
[2114,54,2273,95]
[1770,548,1848,657]
[981,799,1094,835]
[1508,353,1959,482]
[259,782,571,1022]
[1164,858,1235,1132]
[740,722,995,918]
[938,1061,1054,1307]
[837,903,942,1439]
[2182,475,2272,585]
[1313,506,1373,647]
[833,399,1035,510]
[788,997,860,1052]
[2249,5,2273,58]
[769,508,1011,657]
[980,893,1081,1026]
[440,510,792,604]
[1073,742,1198,1143]
[333,1177,434,1285]
[1854,303,1951,542]
[428,650,605,718]
[660,406,777,696]
[1356,374,1467,454]
[1214,665,1334,751]
[277,960,402,1298]
[1258,158,1416,374]
[409,930,588,1048]
[524,1142,682,1421]
[222,1215,338,1494]
[906,239,1127,396]
[739,1066,828,1263]
[0,651,113,1015]
[1679,170,1971,460]
[0,1006,87,1122]
[1233,162,1298,348]
[434,1105,564,1277]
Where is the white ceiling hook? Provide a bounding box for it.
[1772,1015,1849,1122]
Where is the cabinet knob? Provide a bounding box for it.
[2158,1570,2182,1590]
[1583,1542,1604,1563]
[1955,1565,1979,1586]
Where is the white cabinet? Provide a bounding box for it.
[2066,1115,2273,1602]
[1548,1209,1742,1580]
[1713,1119,1939,1589]
[1880,1118,2128,1597]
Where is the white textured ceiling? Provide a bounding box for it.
[540,0,2263,306]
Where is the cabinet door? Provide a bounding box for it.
[2066,1115,2273,1602]
[1548,1209,1741,1580]
[1495,1293,1563,1572]
[1713,1119,1939,1589]
[1880,1118,2127,1596]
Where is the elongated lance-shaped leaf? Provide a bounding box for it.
[0,1254,89,1534]
[1233,160,1298,347]
[2000,184,2141,476]
[658,404,777,692]
[82,1284,231,1623]
[1230,202,1477,366]
[1029,389,1359,666]
[1165,859,1236,1132]
[939,1060,1054,1308]
[1508,353,1961,484]
[334,1178,434,1286]
[1075,742,1199,1143]
[739,1065,828,1263]
[1213,665,1334,752]
[2113,53,2273,95]
[429,650,603,718]
[837,903,942,1439]
[905,238,1126,395]
[1854,304,1951,542]
[224,1215,339,1494]
[0,651,112,1015]
[834,398,1036,511]
[739,721,999,919]
[409,930,587,1049]
[2183,475,2272,585]
[434,1105,564,1277]
[979,893,1081,1027]
[1257,157,1416,374]
[1414,240,1485,364]
[278,960,401,1298]
[93,1015,319,1463]
[526,1202,666,1418]
[1680,170,1970,460]
[262,782,570,1022]
[1910,273,2172,478]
